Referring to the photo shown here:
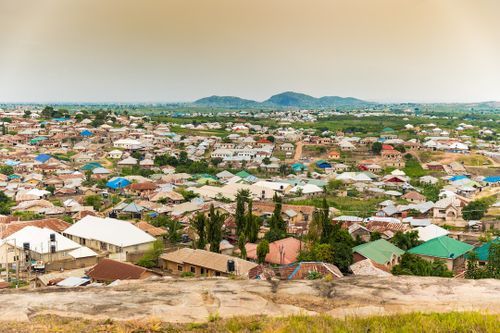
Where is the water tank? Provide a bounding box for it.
[227,260,235,272]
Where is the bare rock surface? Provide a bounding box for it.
[0,276,498,322]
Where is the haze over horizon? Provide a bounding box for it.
[1,0,500,104]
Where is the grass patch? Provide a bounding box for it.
[458,154,492,166]
[3,312,498,333]
[287,196,382,217]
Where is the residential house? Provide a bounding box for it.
[352,239,405,269]
[160,248,257,277]
[407,236,474,272]
[63,216,156,254]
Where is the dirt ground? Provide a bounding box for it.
[0,276,498,323]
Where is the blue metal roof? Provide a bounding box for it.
[106,177,131,189]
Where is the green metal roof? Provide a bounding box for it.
[352,239,405,265]
[408,236,474,259]
[471,237,499,262]
[235,170,251,178]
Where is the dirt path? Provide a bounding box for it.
[0,276,498,322]
[292,141,303,162]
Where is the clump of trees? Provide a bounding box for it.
[391,253,453,277]
[265,193,287,242]
[137,239,165,268]
[390,231,421,251]
[462,196,496,221]
[465,242,500,279]
[298,198,353,272]
[189,204,227,253]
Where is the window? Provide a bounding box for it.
[100,242,107,251]
[190,266,196,273]
[178,265,183,271]
[201,268,205,275]
[215,272,221,277]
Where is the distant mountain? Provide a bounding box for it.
[193,95,260,108]
[192,91,372,109]
[264,91,368,108]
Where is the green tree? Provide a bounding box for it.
[137,239,165,268]
[190,213,207,249]
[235,189,250,236]
[462,199,489,221]
[256,240,270,264]
[166,220,182,243]
[0,191,13,215]
[206,204,226,253]
[84,195,103,211]
[238,233,247,260]
[392,253,453,277]
[245,199,259,243]
[0,165,14,175]
[370,231,382,241]
[390,231,421,251]
[371,142,382,154]
[265,193,286,242]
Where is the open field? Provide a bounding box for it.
[0,276,498,324]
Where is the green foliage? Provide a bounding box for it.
[166,220,182,243]
[84,195,103,211]
[13,211,43,221]
[370,231,382,241]
[0,191,13,215]
[256,240,270,264]
[419,182,442,202]
[176,188,198,201]
[403,157,427,178]
[371,142,382,154]
[306,271,323,280]
[190,213,207,249]
[120,165,155,177]
[245,199,259,243]
[206,204,226,253]
[465,243,500,279]
[392,253,453,277]
[390,231,421,251]
[136,239,165,268]
[180,271,195,278]
[265,194,287,242]
[0,165,14,175]
[238,233,247,260]
[462,197,495,221]
[235,189,250,236]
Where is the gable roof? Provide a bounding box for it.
[352,239,404,265]
[64,216,156,247]
[86,258,156,281]
[408,236,474,259]
[245,237,304,265]
[470,237,499,261]
[160,248,257,275]
[415,224,449,242]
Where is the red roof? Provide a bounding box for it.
[246,237,304,265]
[86,259,158,282]
[382,144,394,150]
[1,218,71,238]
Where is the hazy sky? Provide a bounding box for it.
[1,0,500,103]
